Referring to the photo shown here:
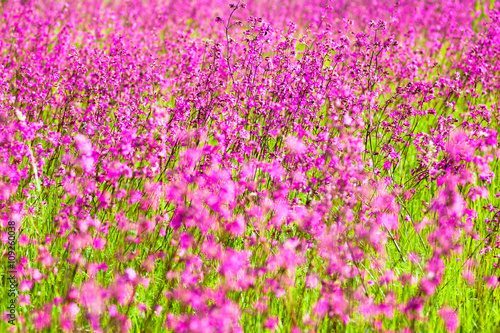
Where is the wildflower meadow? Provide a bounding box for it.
[1,0,500,332]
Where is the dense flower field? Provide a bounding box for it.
[1,0,500,331]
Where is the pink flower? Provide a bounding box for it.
[59,303,80,332]
[439,306,459,332]
[484,276,499,289]
[446,131,473,163]
[32,269,43,282]
[137,303,148,313]
[92,237,107,250]
[468,186,489,201]
[74,134,93,155]
[285,136,306,155]
[114,281,135,306]
[32,308,52,331]
[19,294,30,306]
[19,280,34,292]
[379,213,398,230]
[18,233,29,247]
[306,274,320,289]
[154,305,163,317]
[462,270,475,286]
[108,304,118,317]
[227,215,245,236]
[125,268,137,282]
[129,190,143,204]
[79,280,107,314]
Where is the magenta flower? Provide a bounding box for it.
[263,316,279,331]
[2,0,498,331]
[439,306,459,332]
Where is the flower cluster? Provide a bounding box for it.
[0,0,499,332]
